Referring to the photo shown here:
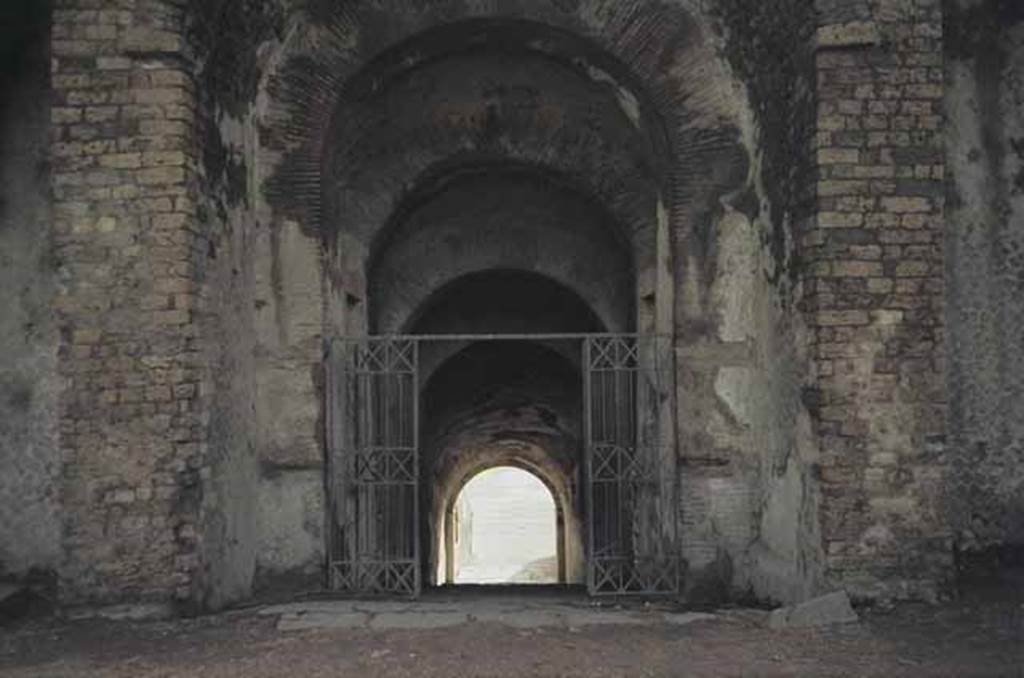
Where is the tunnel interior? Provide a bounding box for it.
[409,276,604,587]
[363,167,642,588]
[366,178,640,587]
[321,14,676,592]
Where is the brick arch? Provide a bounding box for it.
[259,0,751,286]
[436,458,582,585]
[249,0,756,601]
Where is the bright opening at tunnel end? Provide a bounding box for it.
[451,467,558,585]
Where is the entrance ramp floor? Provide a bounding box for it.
[258,586,715,631]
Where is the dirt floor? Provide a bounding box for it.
[1,574,1021,678]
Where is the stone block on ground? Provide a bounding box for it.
[768,591,858,629]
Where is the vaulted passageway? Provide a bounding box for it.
[402,271,604,588]
[361,154,642,592]
[313,6,689,598]
[419,339,586,586]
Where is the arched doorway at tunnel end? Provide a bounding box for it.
[434,458,585,588]
[415,337,589,590]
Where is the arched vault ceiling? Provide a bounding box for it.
[368,171,634,334]
[261,2,751,258]
[322,45,662,255]
[420,340,582,475]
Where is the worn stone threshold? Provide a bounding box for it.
[259,586,719,631]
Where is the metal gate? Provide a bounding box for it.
[326,337,420,596]
[583,335,679,595]
[326,333,677,597]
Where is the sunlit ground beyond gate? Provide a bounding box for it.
[452,467,558,584]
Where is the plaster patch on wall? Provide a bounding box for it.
[711,207,759,343]
[256,471,324,586]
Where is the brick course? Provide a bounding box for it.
[807,0,951,598]
[51,0,204,605]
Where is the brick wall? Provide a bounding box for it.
[40,0,963,607]
[51,0,204,605]
[808,0,951,599]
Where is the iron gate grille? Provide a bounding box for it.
[326,333,678,598]
[326,338,420,596]
[583,335,679,595]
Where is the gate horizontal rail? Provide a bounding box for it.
[328,333,673,343]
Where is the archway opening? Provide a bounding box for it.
[419,338,586,587]
[402,268,602,589]
[317,12,675,594]
[443,466,559,585]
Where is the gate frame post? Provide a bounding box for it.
[582,333,680,596]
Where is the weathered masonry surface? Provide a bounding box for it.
[0,0,1020,611]
[809,0,950,600]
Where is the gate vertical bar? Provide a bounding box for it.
[583,337,595,594]
[328,337,419,596]
[412,339,421,595]
[584,334,678,595]
[324,338,338,587]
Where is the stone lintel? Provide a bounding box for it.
[676,340,753,369]
[815,21,881,50]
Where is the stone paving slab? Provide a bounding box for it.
[278,611,370,631]
[468,609,566,629]
[368,611,469,630]
[266,598,719,631]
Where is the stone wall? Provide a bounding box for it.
[184,0,291,609]
[39,0,830,608]
[944,0,1024,558]
[808,0,951,600]
[189,0,324,595]
[189,108,261,610]
[0,0,60,582]
[15,0,1018,610]
[50,0,207,606]
[654,0,826,607]
[258,0,828,606]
